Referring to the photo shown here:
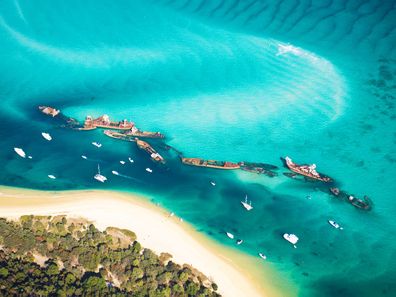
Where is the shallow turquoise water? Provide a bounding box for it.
[1,1,396,296]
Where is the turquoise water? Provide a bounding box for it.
[1,0,396,296]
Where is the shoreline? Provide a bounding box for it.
[0,185,295,297]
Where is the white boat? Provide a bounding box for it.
[112,170,119,175]
[48,175,56,179]
[258,253,267,260]
[146,168,153,173]
[28,156,33,159]
[283,233,299,248]
[92,142,102,148]
[128,157,134,163]
[210,181,216,186]
[241,195,253,211]
[41,132,52,141]
[120,160,125,165]
[94,164,107,183]
[226,232,234,239]
[236,239,243,245]
[14,147,26,158]
[81,155,87,160]
[328,220,343,230]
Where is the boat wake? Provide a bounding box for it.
[111,171,144,184]
[13,0,27,24]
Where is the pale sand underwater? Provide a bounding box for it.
[0,185,295,297]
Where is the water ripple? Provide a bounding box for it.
[158,0,396,58]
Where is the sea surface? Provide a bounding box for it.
[1,1,396,296]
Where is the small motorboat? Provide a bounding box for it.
[258,253,267,260]
[146,168,153,173]
[283,233,299,248]
[128,157,134,163]
[210,181,216,186]
[28,156,33,159]
[236,239,243,245]
[81,155,88,160]
[41,132,52,141]
[226,232,234,239]
[328,220,343,230]
[94,164,107,183]
[14,147,26,158]
[120,160,126,165]
[112,171,119,175]
[241,195,253,211]
[92,142,102,148]
[48,175,56,179]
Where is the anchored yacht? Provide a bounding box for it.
[328,220,343,230]
[14,147,26,158]
[241,195,253,211]
[226,232,234,239]
[283,233,299,248]
[41,132,52,141]
[258,253,267,260]
[94,164,107,183]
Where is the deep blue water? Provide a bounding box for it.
[1,1,396,296]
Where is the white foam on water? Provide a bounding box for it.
[273,41,346,121]
[276,44,306,57]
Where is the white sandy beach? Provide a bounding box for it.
[0,186,291,297]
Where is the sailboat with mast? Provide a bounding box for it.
[94,164,107,183]
[241,195,253,211]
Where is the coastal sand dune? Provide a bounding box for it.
[0,186,290,297]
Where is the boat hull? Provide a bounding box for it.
[94,124,132,130]
[104,130,164,141]
[77,126,97,131]
[329,188,372,211]
[282,157,333,183]
[136,139,165,164]
[181,158,240,170]
[38,106,60,117]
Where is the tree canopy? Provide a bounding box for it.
[0,216,220,297]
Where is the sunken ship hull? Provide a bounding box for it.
[181,158,240,170]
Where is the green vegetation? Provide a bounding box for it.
[0,216,219,297]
